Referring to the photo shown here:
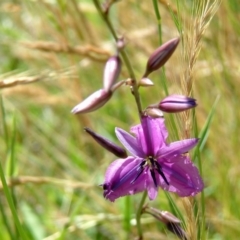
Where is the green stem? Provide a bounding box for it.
[152,0,162,45]
[92,0,143,116]
[0,161,30,240]
[152,0,169,95]
[136,191,147,239]
[0,96,9,150]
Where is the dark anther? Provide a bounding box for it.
[155,161,169,185]
[131,161,146,184]
[102,183,109,190]
[150,169,158,188]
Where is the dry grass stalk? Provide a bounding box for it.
[0,75,43,89]
[182,0,220,97]
[182,197,197,240]
[180,0,220,138]
[0,176,94,190]
[179,1,220,239]
[158,0,178,15]
[22,41,111,61]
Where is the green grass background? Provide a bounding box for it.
[0,0,240,239]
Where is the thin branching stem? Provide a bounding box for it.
[92,0,143,116]
[152,0,162,45]
[136,191,147,239]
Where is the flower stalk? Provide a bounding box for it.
[136,191,147,240]
[92,0,143,115]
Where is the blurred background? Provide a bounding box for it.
[0,0,240,239]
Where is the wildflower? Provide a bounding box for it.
[158,94,197,113]
[71,89,112,114]
[144,207,187,240]
[103,56,121,92]
[143,38,180,77]
[84,127,127,158]
[103,116,203,201]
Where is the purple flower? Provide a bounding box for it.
[159,94,197,113]
[143,38,180,78]
[103,56,121,92]
[71,89,112,114]
[103,116,203,201]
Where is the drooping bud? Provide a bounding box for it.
[103,56,121,92]
[143,38,180,77]
[158,94,197,113]
[144,207,187,240]
[84,127,128,158]
[138,78,154,87]
[71,89,112,114]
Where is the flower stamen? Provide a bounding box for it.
[150,169,158,188]
[130,161,146,184]
[155,161,169,185]
[148,156,169,186]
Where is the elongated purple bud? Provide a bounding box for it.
[166,222,187,240]
[144,207,187,240]
[84,127,128,158]
[103,56,121,92]
[159,94,197,113]
[71,89,112,114]
[143,38,180,77]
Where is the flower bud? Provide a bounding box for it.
[84,127,128,158]
[138,78,154,87]
[144,108,164,118]
[71,89,112,114]
[144,207,187,240]
[143,38,180,77]
[159,94,197,113]
[103,56,121,92]
[117,37,125,50]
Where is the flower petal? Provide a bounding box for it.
[146,176,158,200]
[103,157,148,201]
[115,128,145,158]
[131,116,168,156]
[84,127,127,158]
[158,155,204,196]
[157,138,199,159]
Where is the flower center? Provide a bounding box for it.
[130,156,169,187]
[146,156,169,187]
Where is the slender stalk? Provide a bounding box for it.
[152,0,168,95]
[123,196,131,238]
[0,161,30,240]
[0,96,9,150]
[152,0,162,45]
[136,191,147,239]
[92,0,143,115]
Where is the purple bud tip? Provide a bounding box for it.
[103,56,121,92]
[71,89,112,114]
[143,37,180,77]
[166,223,187,240]
[84,127,128,158]
[159,94,197,113]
